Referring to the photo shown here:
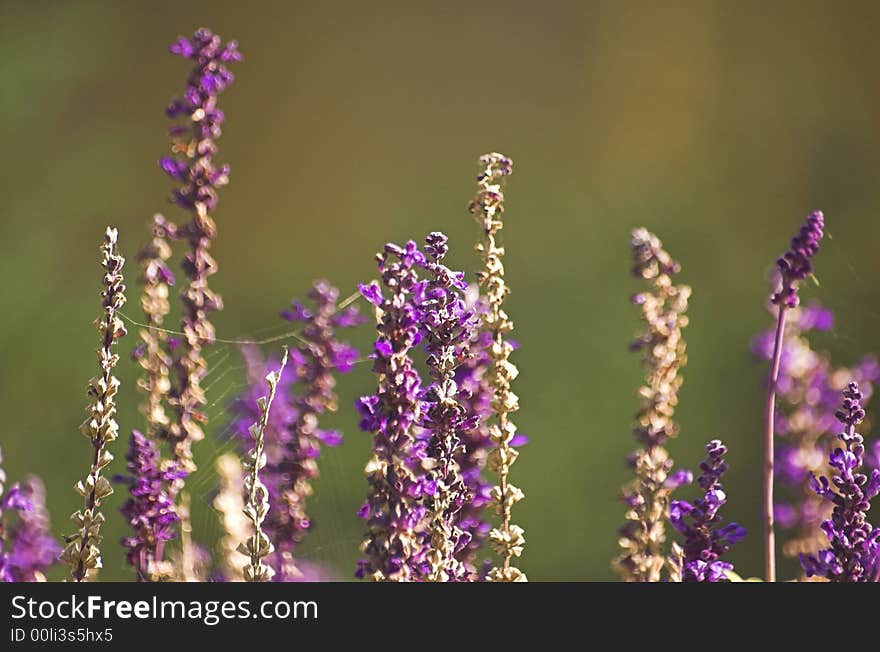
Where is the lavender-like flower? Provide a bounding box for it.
[469,153,526,582]
[271,281,363,579]
[241,348,289,582]
[452,291,495,572]
[118,430,181,581]
[763,211,825,582]
[616,228,691,582]
[669,440,746,582]
[62,227,127,582]
[162,29,241,477]
[418,232,476,581]
[751,299,879,562]
[800,383,880,582]
[1,454,59,583]
[357,241,432,581]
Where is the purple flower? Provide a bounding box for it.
[163,28,241,477]
[771,210,824,308]
[270,281,363,580]
[1,471,59,583]
[669,440,745,582]
[417,233,477,581]
[357,241,431,581]
[230,282,361,581]
[118,431,181,581]
[752,299,879,561]
[800,383,880,582]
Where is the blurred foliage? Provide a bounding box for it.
[2,0,880,581]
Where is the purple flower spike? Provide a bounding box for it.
[270,280,363,580]
[0,461,60,583]
[119,430,180,581]
[230,281,361,581]
[772,211,824,308]
[357,241,430,581]
[418,232,476,582]
[163,28,241,478]
[669,440,745,582]
[800,383,880,582]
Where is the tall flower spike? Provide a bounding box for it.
[469,152,526,582]
[616,228,691,582]
[214,453,251,582]
[751,299,879,564]
[133,214,177,438]
[119,430,181,581]
[669,440,746,582]
[452,294,495,573]
[271,281,363,580]
[241,347,288,582]
[800,383,880,582]
[162,29,241,477]
[763,211,825,582]
[63,227,127,582]
[356,241,431,581]
[419,233,475,581]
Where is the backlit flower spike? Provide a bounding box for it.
[118,430,181,581]
[800,383,880,582]
[616,228,691,582]
[357,241,430,581]
[469,152,526,583]
[762,211,825,582]
[241,347,289,582]
[418,232,475,581]
[162,28,241,479]
[62,227,127,582]
[271,280,364,580]
[669,440,746,582]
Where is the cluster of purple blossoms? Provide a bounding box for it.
[418,232,478,581]
[272,281,362,579]
[752,299,879,559]
[161,28,241,475]
[230,281,361,580]
[669,440,746,582]
[118,430,183,581]
[357,241,434,581]
[800,383,880,582]
[0,460,59,583]
[771,210,825,308]
[162,29,241,213]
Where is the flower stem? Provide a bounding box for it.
[763,303,787,582]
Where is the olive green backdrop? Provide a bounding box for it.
[2,0,879,581]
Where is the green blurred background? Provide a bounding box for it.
[2,0,880,581]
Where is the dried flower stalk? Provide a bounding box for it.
[469,153,525,582]
[133,214,177,438]
[241,347,288,582]
[615,228,690,582]
[62,227,127,582]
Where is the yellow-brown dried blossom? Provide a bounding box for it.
[469,153,526,582]
[62,227,127,582]
[135,214,176,438]
[615,228,690,582]
[214,453,251,582]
